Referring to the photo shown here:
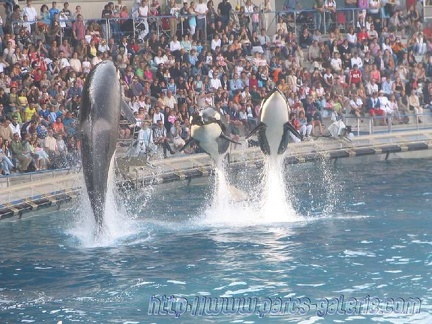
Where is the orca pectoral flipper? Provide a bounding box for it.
[219,132,242,145]
[246,122,266,139]
[215,120,227,133]
[121,100,137,123]
[179,137,196,152]
[278,122,302,154]
[285,121,302,140]
[216,136,230,154]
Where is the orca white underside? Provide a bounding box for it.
[260,91,289,157]
[191,123,224,161]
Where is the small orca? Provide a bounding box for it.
[180,107,241,162]
[246,88,301,156]
[79,61,136,229]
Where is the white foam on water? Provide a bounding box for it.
[68,155,138,247]
[201,155,303,227]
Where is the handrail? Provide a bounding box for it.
[8,6,366,42]
[343,111,432,136]
[0,167,77,185]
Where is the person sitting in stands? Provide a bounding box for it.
[10,132,33,171]
[367,91,384,125]
[153,119,175,158]
[0,137,15,175]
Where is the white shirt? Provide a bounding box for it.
[154,54,168,66]
[170,40,181,52]
[0,62,7,73]
[210,77,222,90]
[367,82,379,95]
[388,100,398,114]
[368,0,380,14]
[382,43,393,53]
[346,33,357,44]
[330,58,342,71]
[351,56,363,69]
[244,5,254,14]
[138,128,153,144]
[59,57,70,69]
[350,98,363,109]
[82,60,91,73]
[138,4,149,17]
[23,6,38,23]
[70,58,81,73]
[91,56,102,66]
[195,3,207,19]
[378,95,389,110]
[211,38,221,51]
[325,0,336,10]
[257,34,270,46]
[9,123,21,137]
[153,112,164,124]
[164,96,177,109]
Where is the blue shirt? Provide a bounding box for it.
[38,108,50,120]
[229,79,243,92]
[49,8,60,22]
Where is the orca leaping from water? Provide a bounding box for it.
[79,61,136,229]
[180,107,241,162]
[246,88,301,157]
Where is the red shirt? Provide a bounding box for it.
[350,69,362,84]
[291,118,301,130]
[249,78,258,89]
[357,31,369,42]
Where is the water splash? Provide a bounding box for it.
[201,154,303,226]
[68,156,138,247]
[258,156,300,221]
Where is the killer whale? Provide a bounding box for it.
[246,88,301,156]
[180,107,241,162]
[79,61,135,228]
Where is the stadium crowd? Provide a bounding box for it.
[0,0,430,174]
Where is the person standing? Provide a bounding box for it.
[166,0,179,39]
[49,2,60,24]
[72,14,85,47]
[314,0,324,32]
[217,0,231,28]
[195,0,208,41]
[22,0,38,32]
[345,0,357,27]
[138,0,150,41]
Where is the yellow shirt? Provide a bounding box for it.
[23,107,37,122]
[18,95,28,107]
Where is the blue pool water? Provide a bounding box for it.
[0,158,431,323]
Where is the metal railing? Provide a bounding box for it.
[9,7,365,45]
[10,13,209,44]
[257,8,363,35]
[0,167,77,188]
[343,111,432,136]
